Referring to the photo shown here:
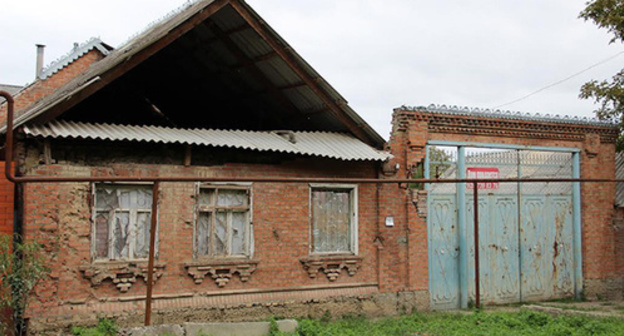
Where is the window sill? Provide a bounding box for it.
[79,261,166,293]
[183,258,259,287]
[300,254,362,281]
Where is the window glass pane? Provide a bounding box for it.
[217,189,247,207]
[133,212,151,259]
[214,212,227,256]
[312,190,351,253]
[113,212,130,259]
[231,212,246,255]
[96,188,119,209]
[95,211,109,259]
[117,189,132,208]
[135,188,153,209]
[199,189,215,206]
[197,212,212,256]
[94,184,154,260]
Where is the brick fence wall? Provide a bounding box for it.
[389,107,621,300]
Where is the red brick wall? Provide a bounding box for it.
[21,159,401,318]
[0,49,105,126]
[0,162,14,237]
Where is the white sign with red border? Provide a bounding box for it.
[466,167,499,190]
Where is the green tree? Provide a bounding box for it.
[579,0,624,149]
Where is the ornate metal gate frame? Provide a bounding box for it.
[425,141,582,309]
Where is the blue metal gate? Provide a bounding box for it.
[426,143,580,309]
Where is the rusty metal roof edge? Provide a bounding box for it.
[23,121,392,162]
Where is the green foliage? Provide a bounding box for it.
[579,70,624,143]
[290,310,624,336]
[580,0,624,44]
[428,147,452,179]
[71,319,117,336]
[0,234,49,336]
[579,0,624,149]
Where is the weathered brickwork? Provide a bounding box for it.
[390,107,621,300]
[0,162,14,236]
[18,139,429,332]
[0,49,105,126]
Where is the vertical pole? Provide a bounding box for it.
[473,182,480,309]
[145,182,159,326]
[457,147,468,308]
[424,146,430,190]
[572,152,583,299]
[516,150,523,302]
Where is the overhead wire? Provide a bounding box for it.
[493,50,624,109]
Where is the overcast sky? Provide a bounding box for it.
[1,0,622,139]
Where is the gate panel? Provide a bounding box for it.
[466,149,520,305]
[427,146,460,309]
[520,150,574,301]
[552,196,574,297]
[426,144,577,309]
[429,195,459,309]
[521,195,549,299]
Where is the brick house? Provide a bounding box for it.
[1,0,623,334]
[0,1,427,333]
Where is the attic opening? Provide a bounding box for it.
[59,4,344,134]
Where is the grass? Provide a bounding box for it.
[72,310,624,336]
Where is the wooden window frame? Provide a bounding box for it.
[91,182,158,263]
[308,183,358,256]
[194,183,253,259]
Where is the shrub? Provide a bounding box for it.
[0,234,49,336]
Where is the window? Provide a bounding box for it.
[310,185,357,254]
[195,185,252,258]
[93,184,155,261]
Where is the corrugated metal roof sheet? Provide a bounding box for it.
[23,121,391,162]
[616,152,624,207]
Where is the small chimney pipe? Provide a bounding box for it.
[36,44,46,79]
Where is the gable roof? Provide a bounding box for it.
[7,0,385,148]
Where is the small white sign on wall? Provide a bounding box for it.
[385,216,395,227]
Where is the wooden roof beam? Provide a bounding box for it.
[230,0,374,145]
[206,20,301,120]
